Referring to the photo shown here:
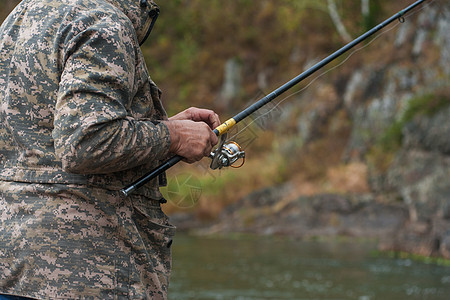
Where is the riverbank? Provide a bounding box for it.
[169,181,449,259]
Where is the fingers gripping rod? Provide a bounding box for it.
[120,0,428,197]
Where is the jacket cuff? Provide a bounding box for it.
[155,121,171,159]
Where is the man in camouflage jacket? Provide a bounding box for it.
[0,0,219,298]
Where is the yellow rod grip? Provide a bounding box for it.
[215,118,236,136]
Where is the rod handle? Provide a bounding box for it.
[120,155,183,197]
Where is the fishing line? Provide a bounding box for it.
[228,0,436,143]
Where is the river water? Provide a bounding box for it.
[168,233,450,299]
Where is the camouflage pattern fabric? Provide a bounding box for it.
[0,0,176,298]
[0,182,175,299]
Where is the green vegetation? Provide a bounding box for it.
[381,250,450,267]
[379,89,450,152]
[367,88,450,173]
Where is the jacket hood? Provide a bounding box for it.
[106,0,159,45]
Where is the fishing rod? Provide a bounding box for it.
[121,0,429,197]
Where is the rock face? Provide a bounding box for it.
[188,3,450,259]
[376,106,450,258]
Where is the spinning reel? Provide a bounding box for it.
[209,133,245,170]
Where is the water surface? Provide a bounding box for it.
[168,233,450,299]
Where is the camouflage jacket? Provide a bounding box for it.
[0,0,175,298]
[0,0,170,199]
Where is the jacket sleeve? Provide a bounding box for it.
[53,13,171,174]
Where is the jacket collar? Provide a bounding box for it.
[105,0,159,45]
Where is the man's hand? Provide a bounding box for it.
[163,107,220,163]
[169,107,220,130]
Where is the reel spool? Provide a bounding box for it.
[209,133,245,170]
